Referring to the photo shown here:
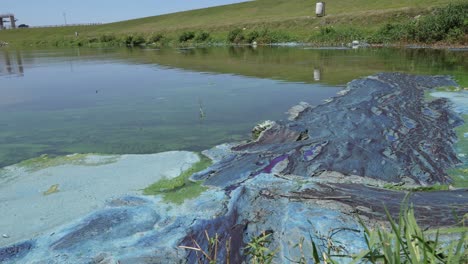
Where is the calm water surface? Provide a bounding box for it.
[0,47,467,167]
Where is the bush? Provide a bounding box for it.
[227,28,245,43]
[122,34,146,46]
[246,30,260,43]
[320,26,336,35]
[147,33,165,43]
[447,28,464,42]
[99,34,116,43]
[372,23,410,43]
[179,31,195,42]
[371,3,468,44]
[195,31,210,42]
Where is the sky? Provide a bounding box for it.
[0,0,249,26]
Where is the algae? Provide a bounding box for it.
[161,182,208,205]
[17,154,119,172]
[449,114,468,187]
[383,183,450,192]
[43,184,60,195]
[447,168,468,188]
[424,91,436,102]
[435,86,463,92]
[143,153,212,204]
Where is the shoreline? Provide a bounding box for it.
[1,40,467,51]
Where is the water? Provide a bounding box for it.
[0,46,467,167]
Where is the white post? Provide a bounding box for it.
[316,2,325,17]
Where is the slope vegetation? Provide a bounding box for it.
[0,0,464,46]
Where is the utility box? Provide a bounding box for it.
[316,2,325,17]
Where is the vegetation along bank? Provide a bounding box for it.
[0,0,466,48]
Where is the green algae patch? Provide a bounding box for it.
[448,168,468,188]
[424,91,436,102]
[43,184,60,195]
[161,182,208,205]
[17,153,119,172]
[383,183,450,192]
[454,114,468,155]
[143,153,212,204]
[435,86,463,92]
[448,114,468,187]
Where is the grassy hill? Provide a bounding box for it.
[0,0,466,47]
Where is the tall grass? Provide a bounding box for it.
[371,3,468,44]
[354,205,466,263]
[180,199,467,263]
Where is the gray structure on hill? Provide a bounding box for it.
[0,13,16,29]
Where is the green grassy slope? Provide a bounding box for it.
[100,0,451,32]
[0,0,464,46]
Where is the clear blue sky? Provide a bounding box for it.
[1,0,249,26]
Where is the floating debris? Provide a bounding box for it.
[43,184,59,196]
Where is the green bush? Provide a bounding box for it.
[99,34,116,43]
[195,31,210,42]
[447,28,464,42]
[88,37,99,43]
[122,34,146,46]
[246,30,260,43]
[227,28,245,43]
[147,33,165,43]
[371,23,407,43]
[371,3,468,44]
[179,31,195,42]
[320,26,336,35]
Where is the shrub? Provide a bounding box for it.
[371,3,468,44]
[195,31,210,42]
[320,26,336,35]
[122,34,146,46]
[99,34,116,43]
[132,35,146,45]
[147,33,165,43]
[447,28,464,42]
[179,31,195,42]
[246,30,260,43]
[88,37,99,43]
[227,28,245,43]
[372,23,410,43]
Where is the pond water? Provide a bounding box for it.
[0,47,467,167]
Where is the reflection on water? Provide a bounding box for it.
[0,47,343,167]
[0,50,24,77]
[0,46,466,167]
[104,46,468,86]
[313,68,321,81]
